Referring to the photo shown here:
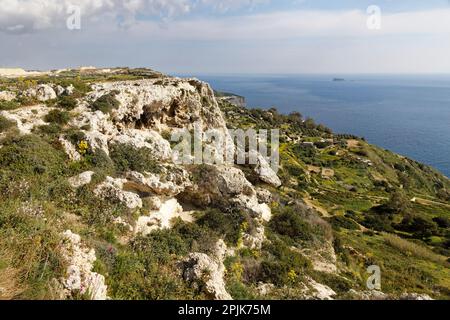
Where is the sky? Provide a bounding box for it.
[0,0,450,74]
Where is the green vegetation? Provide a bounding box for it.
[0,71,448,300]
[219,99,450,299]
[0,115,15,133]
[109,143,160,174]
[90,91,120,114]
[44,109,72,125]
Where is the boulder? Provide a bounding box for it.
[254,153,281,187]
[400,293,433,300]
[35,84,57,101]
[55,85,66,96]
[68,171,95,188]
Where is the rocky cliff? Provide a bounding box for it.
[0,67,448,300]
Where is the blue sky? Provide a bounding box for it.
[0,0,450,74]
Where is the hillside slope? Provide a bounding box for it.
[0,68,448,300]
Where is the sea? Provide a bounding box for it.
[178,74,450,178]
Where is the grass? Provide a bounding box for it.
[383,233,447,265]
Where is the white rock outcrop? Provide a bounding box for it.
[125,166,191,197]
[94,177,142,209]
[0,90,16,101]
[254,152,281,187]
[135,198,184,235]
[24,84,57,102]
[181,240,232,300]
[68,171,95,188]
[305,276,336,300]
[1,106,51,134]
[59,137,82,161]
[183,165,272,221]
[60,230,107,300]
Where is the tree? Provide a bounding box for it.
[386,190,410,214]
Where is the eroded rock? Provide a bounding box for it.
[181,240,232,300]
[59,230,107,300]
[94,177,142,209]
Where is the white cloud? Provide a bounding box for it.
[0,0,271,33]
[124,8,450,41]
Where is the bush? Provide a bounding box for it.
[57,96,77,110]
[0,135,65,177]
[269,207,314,243]
[35,123,62,137]
[107,230,195,300]
[259,239,311,287]
[0,100,20,111]
[44,109,71,125]
[197,209,253,246]
[329,215,360,231]
[395,215,439,238]
[109,143,160,173]
[0,115,15,133]
[386,190,410,214]
[361,213,394,232]
[91,91,120,114]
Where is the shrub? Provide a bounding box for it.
[433,217,450,229]
[386,190,410,214]
[91,91,120,114]
[109,143,160,173]
[35,123,62,137]
[197,209,253,246]
[44,109,71,125]
[0,115,15,133]
[0,135,65,177]
[57,96,77,110]
[259,239,311,287]
[395,215,439,239]
[361,213,394,232]
[0,100,20,111]
[269,207,314,243]
[107,230,194,300]
[329,215,360,231]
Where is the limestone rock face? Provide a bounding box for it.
[242,226,266,250]
[182,165,272,221]
[59,137,82,161]
[181,240,232,300]
[60,230,107,300]
[0,91,16,101]
[87,78,228,133]
[94,177,142,209]
[0,106,51,134]
[135,198,184,235]
[182,165,254,207]
[33,84,57,102]
[125,166,191,197]
[68,171,95,189]
[256,188,273,204]
[305,277,336,300]
[110,129,172,161]
[254,153,281,187]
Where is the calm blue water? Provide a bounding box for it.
[180,74,450,177]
